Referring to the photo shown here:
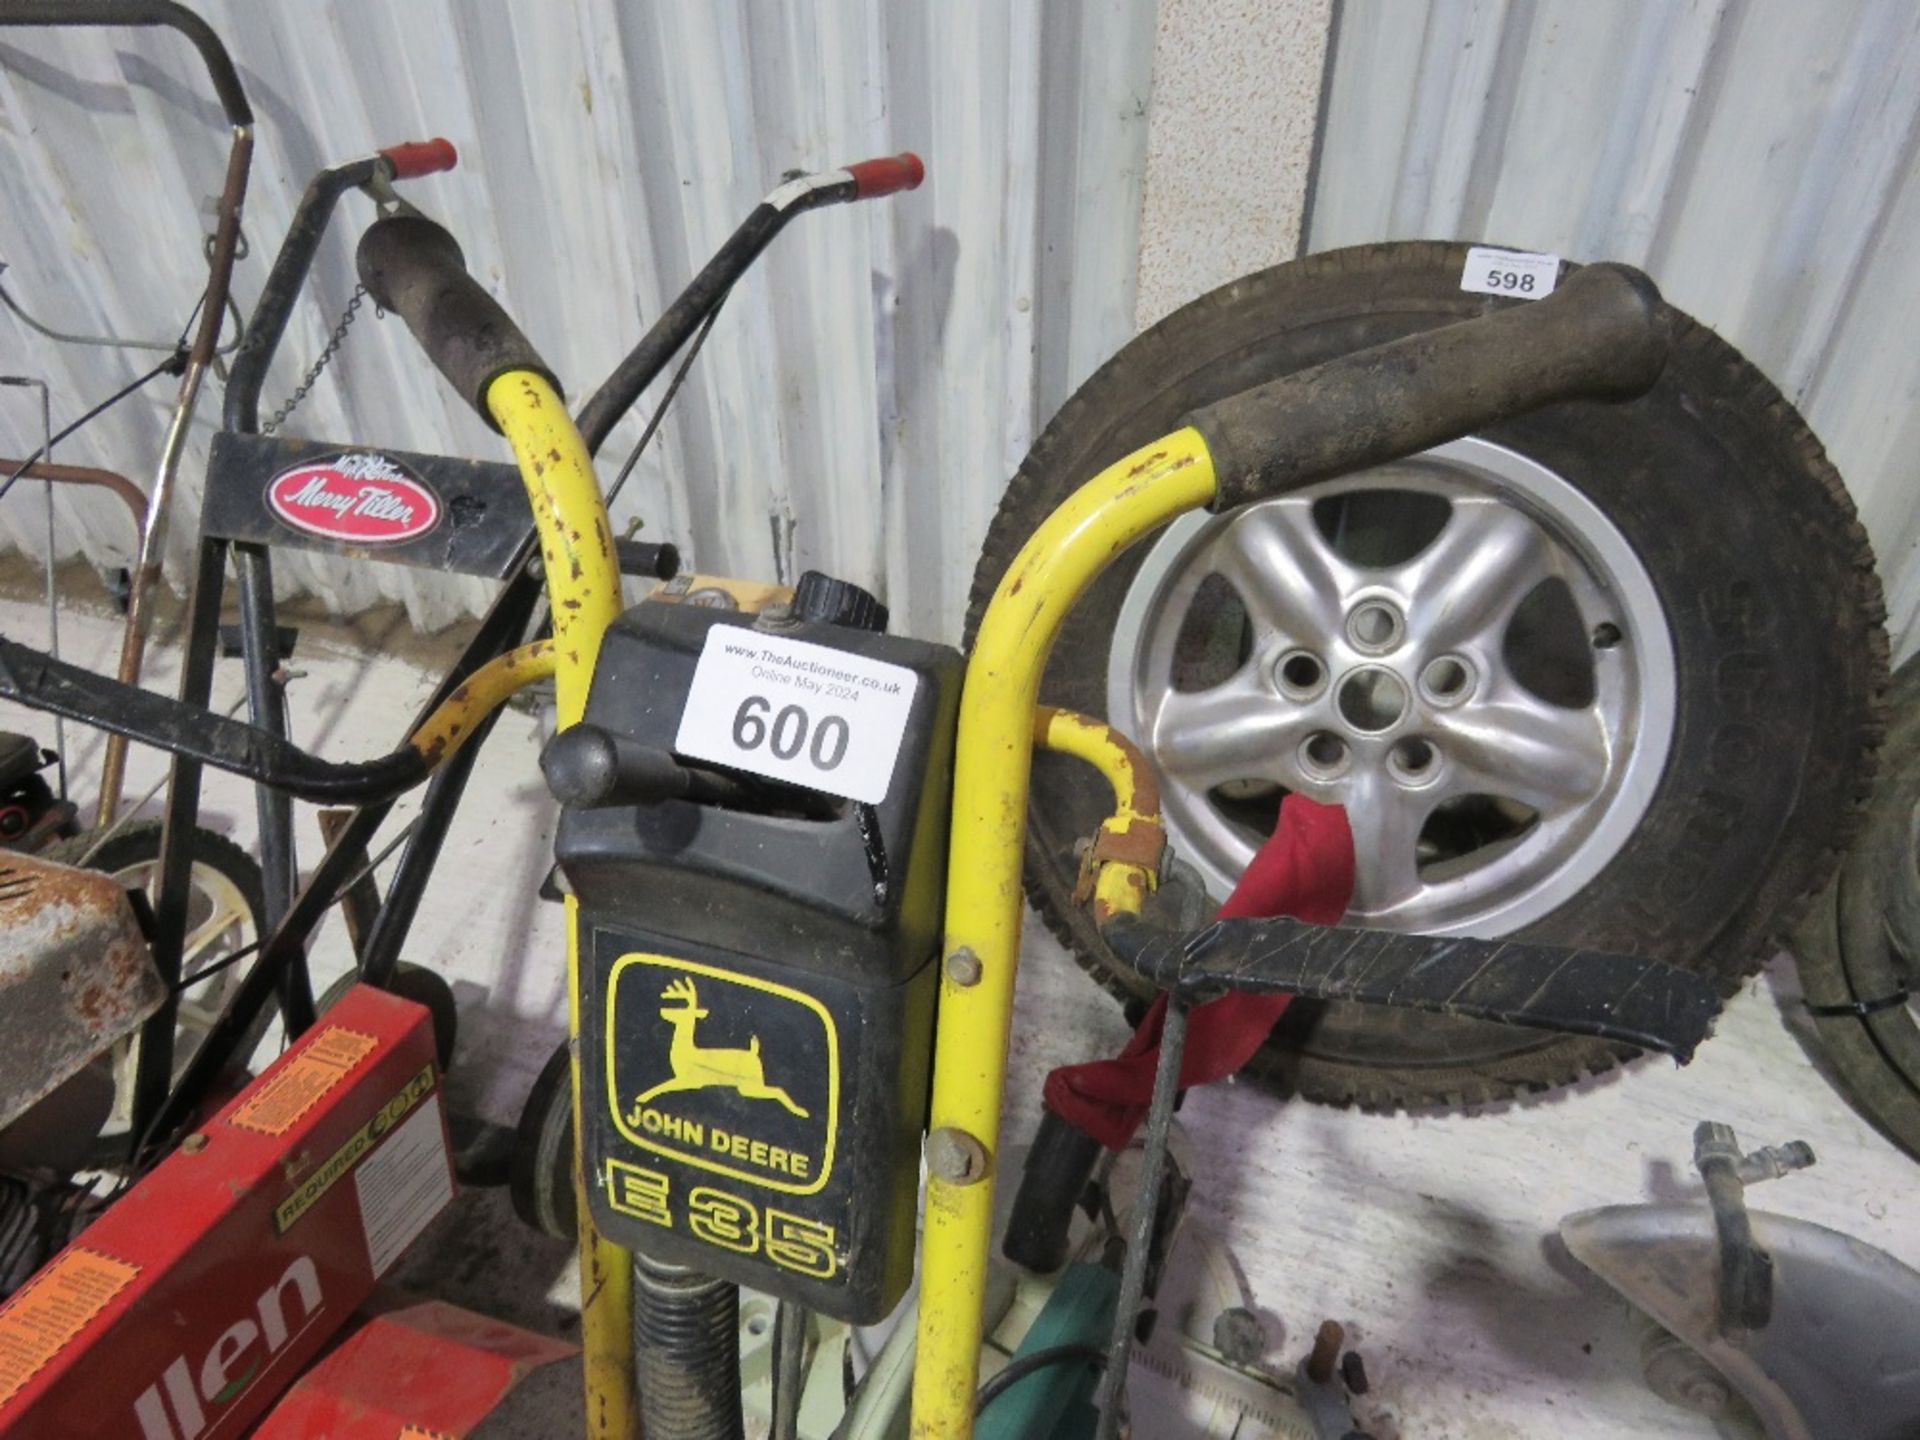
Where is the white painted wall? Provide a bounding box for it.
[1311,0,1920,658]
[0,1,1156,642]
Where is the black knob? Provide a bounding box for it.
[792,570,888,633]
[541,725,695,808]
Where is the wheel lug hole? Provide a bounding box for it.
[1274,648,1327,700]
[1592,621,1623,650]
[1345,599,1405,655]
[1300,731,1349,779]
[1419,654,1476,706]
[1335,666,1409,734]
[1389,736,1439,786]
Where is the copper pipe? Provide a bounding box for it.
[0,458,147,534]
[94,124,253,828]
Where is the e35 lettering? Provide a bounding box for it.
[604,1159,839,1280]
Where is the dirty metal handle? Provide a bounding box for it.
[0,0,251,127]
[1191,262,1668,511]
[356,214,560,431]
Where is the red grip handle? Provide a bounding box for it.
[845,152,925,199]
[379,138,459,180]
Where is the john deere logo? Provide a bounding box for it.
[607,956,836,1195]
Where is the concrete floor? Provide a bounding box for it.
[4,569,1917,1438]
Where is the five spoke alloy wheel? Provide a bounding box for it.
[1112,438,1674,937]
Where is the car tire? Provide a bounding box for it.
[969,240,1886,1109]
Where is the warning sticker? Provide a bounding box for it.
[0,1248,138,1409]
[355,1094,454,1277]
[230,1026,378,1135]
[275,1065,437,1235]
[398,1427,458,1440]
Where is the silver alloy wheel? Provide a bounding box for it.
[1108,436,1677,937]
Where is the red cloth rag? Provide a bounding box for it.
[1041,794,1355,1150]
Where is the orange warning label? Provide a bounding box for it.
[0,1248,138,1410]
[230,1026,379,1136]
[397,1427,457,1440]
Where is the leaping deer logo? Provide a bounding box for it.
[628,978,809,1118]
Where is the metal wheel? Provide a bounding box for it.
[47,821,268,1153]
[1109,436,1676,936]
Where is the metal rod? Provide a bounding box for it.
[0,273,245,356]
[37,381,63,803]
[771,1300,808,1440]
[0,457,147,531]
[232,542,311,1030]
[1092,992,1189,1439]
[97,124,252,835]
[128,535,230,1150]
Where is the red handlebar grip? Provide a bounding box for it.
[846,152,925,199]
[379,138,459,180]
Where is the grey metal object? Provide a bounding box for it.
[1093,991,1189,1440]
[1109,436,1675,935]
[1564,1205,1920,1440]
[0,852,162,1132]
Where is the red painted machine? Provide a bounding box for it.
[0,985,566,1439]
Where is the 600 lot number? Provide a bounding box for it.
[732,696,850,772]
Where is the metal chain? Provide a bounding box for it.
[262,284,371,436]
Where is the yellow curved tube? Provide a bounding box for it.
[910,427,1215,1437]
[1033,705,1165,924]
[485,371,636,1440]
[407,639,555,764]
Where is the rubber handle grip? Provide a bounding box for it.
[541,725,694,808]
[845,152,925,198]
[356,215,559,429]
[1002,1108,1103,1274]
[1192,262,1669,510]
[380,138,459,180]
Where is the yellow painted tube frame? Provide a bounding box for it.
[910,428,1216,1436]
[407,639,555,763]
[485,371,637,1440]
[1033,706,1164,924]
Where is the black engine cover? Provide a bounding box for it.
[557,601,960,1322]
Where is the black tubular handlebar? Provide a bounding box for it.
[1190,262,1667,510]
[0,0,250,127]
[0,635,428,803]
[356,215,558,429]
[224,156,382,432]
[573,153,925,454]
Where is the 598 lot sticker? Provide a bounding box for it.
[674,628,919,804]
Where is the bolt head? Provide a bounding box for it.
[925,1126,989,1185]
[945,948,983,987]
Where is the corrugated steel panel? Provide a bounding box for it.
[0,0,1154,641]
[1312,0,1920,657]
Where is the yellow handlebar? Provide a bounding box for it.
[910,427,1216,1435]
[486,371,638,1440]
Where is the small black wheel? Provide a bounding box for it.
[317,961,459,1073]
[972,240,1887,1108]
[510,1039,576,1241]
[1791,655,1920,1158]
[47,821,268,1162]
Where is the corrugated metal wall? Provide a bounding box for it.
[0,0,1154,641]
[1311,0,1920,656]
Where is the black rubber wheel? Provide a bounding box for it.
[317,961,459,1073]
[970,240,1887,1109]
[46,820,269,1161]
[1790,655,1920,1157]
[509,1039,576,1241]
